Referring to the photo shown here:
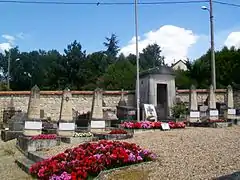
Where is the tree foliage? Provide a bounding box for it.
[0,33,239,91]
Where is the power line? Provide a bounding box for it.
[0,0,210,5]
[0,0,239,7]
[213,1,240,7]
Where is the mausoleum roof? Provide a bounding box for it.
[139,66,175,78]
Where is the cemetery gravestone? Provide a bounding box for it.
[58,88,75,137]
[189,85,200,123]
[23,85,42,136]
[208,85,219,121]
[90,88,106,130]
[226,85,236,120]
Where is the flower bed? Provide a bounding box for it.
[31,134,57,140]
[121,121,185,130]
[208,119,225,123]
[109,129,128,134]
[30,140,156,179]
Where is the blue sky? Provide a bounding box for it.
[0,0,240,64]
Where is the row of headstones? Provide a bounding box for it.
[189,84,235,122]
[24,85,75,137]
[23,86,115,137]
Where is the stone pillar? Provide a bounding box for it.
[23,85,42,136]
[226,85,236,120]
[57,88,75,137]
[90,88,105,130]
[208,85,219,120]
[118,89,126,106]
[189,85,200,123]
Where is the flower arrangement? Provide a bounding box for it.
[30,140,156,180]
[31,134,57,140]
[121,121,185,129]
[73,132,93,137]
[168,121,186,129]
[108,129,128,134]
[208,119,225,123]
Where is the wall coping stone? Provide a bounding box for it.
[0,89,227,96]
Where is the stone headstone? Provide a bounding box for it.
[118,89,127,106]
[189,85,200,123]
[227,85,234,108]
[90,88,105,130]
[208,85,219,120]
[208,85,216,109]
[7,95,15,110]
[8,112,26,131]
[58,88,75,137]
[226,85,236,119]
[24,85,42,136]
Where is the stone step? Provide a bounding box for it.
[15,157,35,174]
[27,151,48,163]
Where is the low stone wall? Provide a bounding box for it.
[1,89,240,123]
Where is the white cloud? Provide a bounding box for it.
[2,34,15,43]
[0,34,17,52]
[224,32,240,49]
[0,42,12,51]
[120,25,199,64]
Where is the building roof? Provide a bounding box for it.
[139,66,175,78]
[171,60,187,68]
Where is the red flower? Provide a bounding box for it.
[109,129,128,134]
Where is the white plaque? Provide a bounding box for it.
[161,123,170,130]
[24,121,42,130]
[210,110,219,116]
[91,121,105,128]
[59,123,75,131]
[144,104,157,119]
[190,111,200,118]
[228,109,236,115]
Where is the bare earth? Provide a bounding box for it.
[1,126,240,180]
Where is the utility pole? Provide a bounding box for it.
[134,0,140,122]
[209,0,216,90]
[7,50,11,90]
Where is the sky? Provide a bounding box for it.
[0,0,240,64]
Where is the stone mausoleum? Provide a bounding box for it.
[139,66,176,119]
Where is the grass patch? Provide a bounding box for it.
[106,169,151,180]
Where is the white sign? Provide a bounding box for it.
[59,123,75,131]
[91,121,105,128]
[228,109,236,115]
[190,111,200,118]
[144,104,157,119]
[161,123,170,130]
[210,110,219,116]
[25,121,42,130]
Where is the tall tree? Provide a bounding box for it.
[103,33,120,63]
[63,40,87,89]
[139,44,165,70]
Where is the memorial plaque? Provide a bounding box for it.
[228,109,236,115]
[210,110,219,116]
[59,123,75,131]
[24,121,42,130]
[91,121,105,128]
[161,123,170,130]
[190,111,200,118]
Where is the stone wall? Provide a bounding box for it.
[0,91,135,122]
[1,89,240,122]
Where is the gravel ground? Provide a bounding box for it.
[45,126,240,180]
[0,139,31,180]
[0,126,240,180]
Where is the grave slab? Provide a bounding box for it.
[17,135,60,153]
